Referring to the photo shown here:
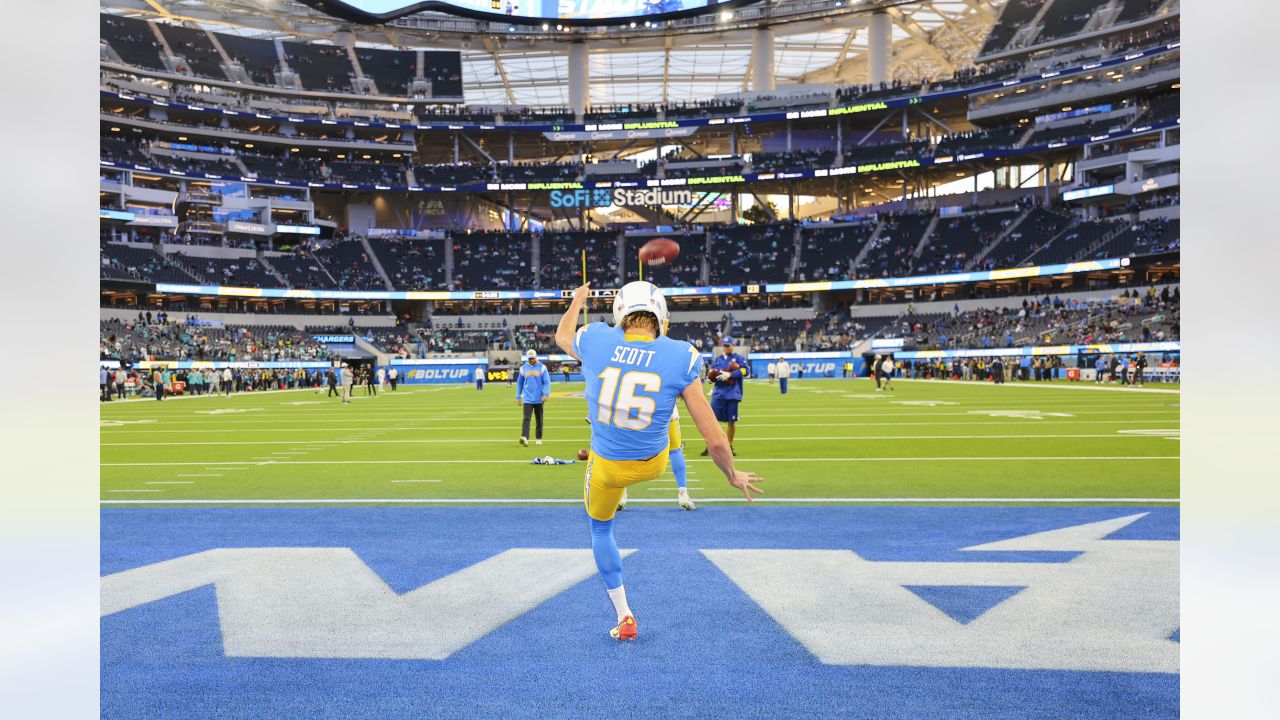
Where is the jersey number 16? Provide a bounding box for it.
[596,367,660,431]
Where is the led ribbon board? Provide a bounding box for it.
[151,258,1135,301]
[299,0,751,25]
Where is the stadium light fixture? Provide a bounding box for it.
[244,143,254,149]
[291,147,300,153]
[178,136,187,141]
[110,127,120,132]
[541,22,549,30]
[719,10,733,21]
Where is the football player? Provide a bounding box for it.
[556,281,762,640]
[701,336,749,456]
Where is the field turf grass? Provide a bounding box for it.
[101,377,1180,504]
[101,378,1180,720]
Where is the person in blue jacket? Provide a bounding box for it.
[516,349,551,446]
[701,336,749,456]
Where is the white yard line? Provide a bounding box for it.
[146,481,197,484]
[101,434,1179,447]
[389,479,444,483]
[101,496,1179,505]
[106,489,163,493]
[101,455,1178,467]
[94,409,1179,425]
[99,419,1180,434]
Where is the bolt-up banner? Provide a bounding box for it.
[386,356,489,384]
[746,351,852,379]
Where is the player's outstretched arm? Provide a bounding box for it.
[555,283,591,361]
[681,383,764,501]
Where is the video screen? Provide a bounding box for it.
[306,0,734,23]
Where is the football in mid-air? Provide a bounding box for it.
[638,237,680,267]
[577,448,590,461]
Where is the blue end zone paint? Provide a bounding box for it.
[102,507,1179,720]
[903,585,1028,625]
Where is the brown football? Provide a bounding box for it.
[638,237,680,267]
[577,449,590,461]
[727,360,740,373]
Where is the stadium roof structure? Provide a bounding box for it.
[100,0,1005,106]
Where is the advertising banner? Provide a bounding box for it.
[387,357,489,384]
[747,351,852,379]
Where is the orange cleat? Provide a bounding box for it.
[609,615,638,641]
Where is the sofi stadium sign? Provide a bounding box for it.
[550,187,695,209]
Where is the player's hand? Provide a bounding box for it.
[572,283,591,304]
[729,471,764,501]
[541,395,548,403]
[516,399,523,406]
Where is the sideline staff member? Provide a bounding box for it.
[516,349,551,446]
[703,336,749,456]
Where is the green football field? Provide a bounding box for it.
[100,378,1180,504]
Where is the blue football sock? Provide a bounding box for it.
[670,446,688,490]
[589,517,623,590]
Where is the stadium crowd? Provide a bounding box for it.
[100,316,336,362]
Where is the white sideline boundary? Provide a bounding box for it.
[101,496,1179,505]
[101,455,1179,467]
[885,378,1180,394]
[100,387,321,403]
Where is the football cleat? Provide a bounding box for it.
[519,436,529,447]
[677,488,696,511]
[610,615,638,641]
[535,439,543,446]
[617,489,628,511]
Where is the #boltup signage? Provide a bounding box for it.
[747,351,851,379]
[387,357,488,385]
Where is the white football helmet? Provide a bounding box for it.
[612,281,669,335]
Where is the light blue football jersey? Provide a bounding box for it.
[575,322,702,461]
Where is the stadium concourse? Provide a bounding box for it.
[98,1,1181,719]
